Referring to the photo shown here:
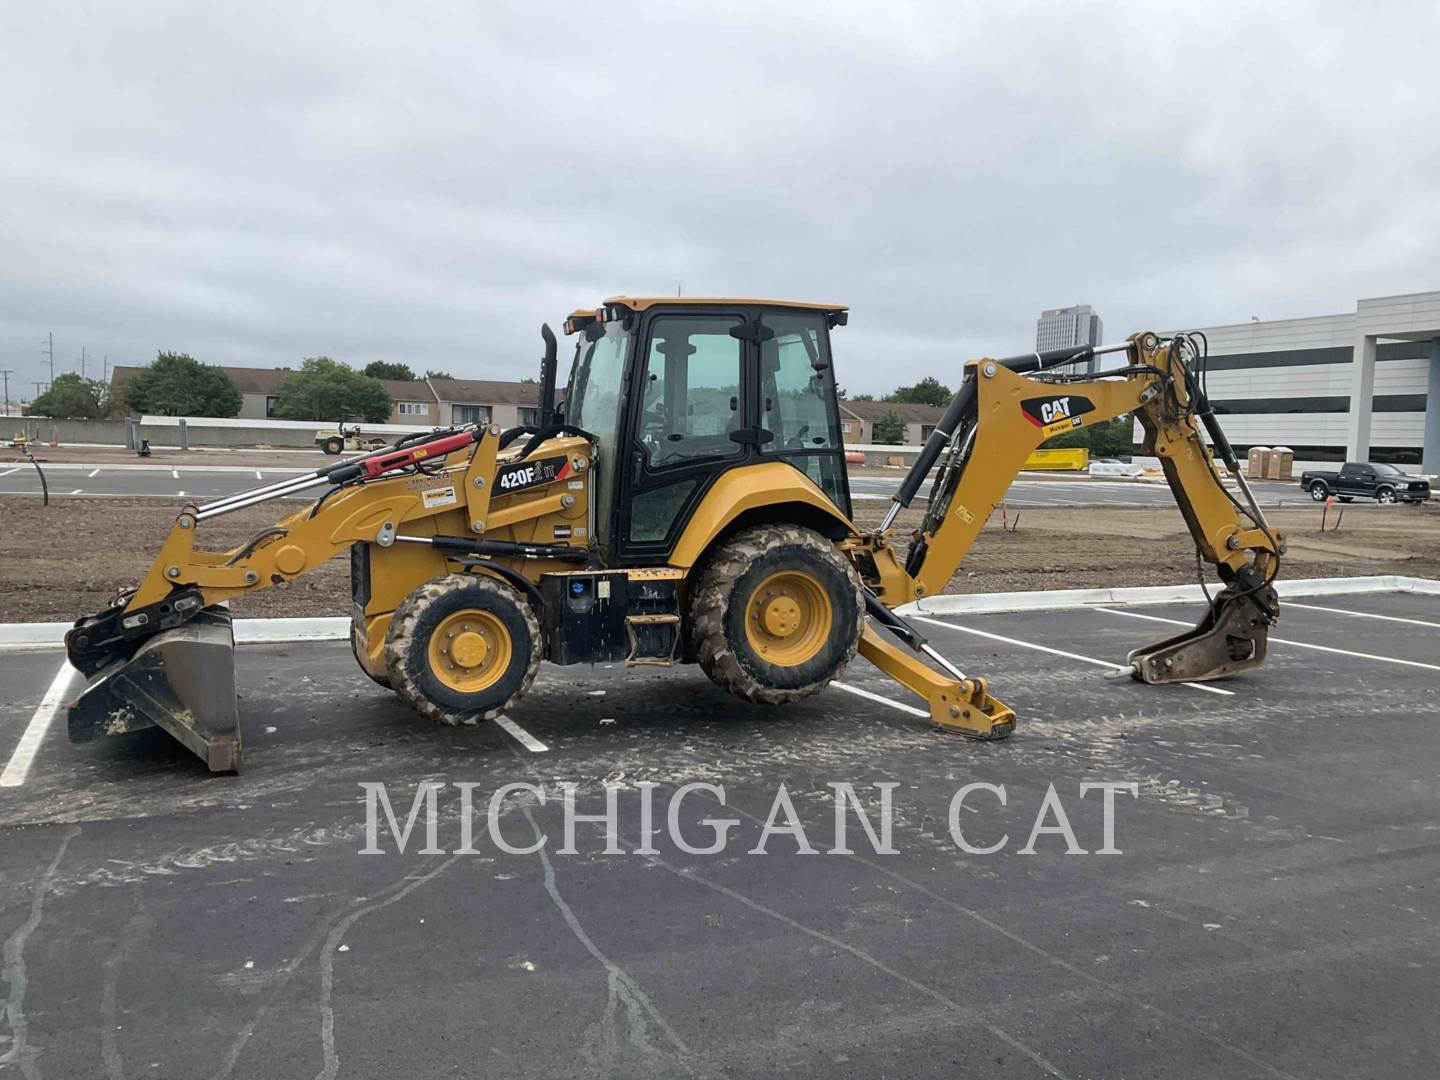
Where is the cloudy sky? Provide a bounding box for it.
[2,0,1437,399]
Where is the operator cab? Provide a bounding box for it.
[557,296,852,562]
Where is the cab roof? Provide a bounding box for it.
[604,295,847,313]
[565,296,848,334]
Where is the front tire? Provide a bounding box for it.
[384,574,540,725]
[322,436,345,455]
[1377,487,1397,504]
[690,525,863,705]
[1308,481,1329,501]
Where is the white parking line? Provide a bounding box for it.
[0,467,18,477]
[1094,607,1440,673]
[0,663,80,788]
[177,490,186,497]
[87,469,101,478]
[255,470,263,479]
[171,469,180,479]
[1282,601,1440,630]
[493,715,548,752]
[69,488,82,495]
[909,615,1235,695]
[832,681,929,718]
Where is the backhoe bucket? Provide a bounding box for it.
[67,608,241,773]
[1127,585,1276,685]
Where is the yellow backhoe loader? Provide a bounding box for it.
[65,298,1283,771]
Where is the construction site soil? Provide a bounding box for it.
[2,495,1434,622]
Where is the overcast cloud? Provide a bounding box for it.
[2,0,1438,398]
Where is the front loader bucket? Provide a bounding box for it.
[68,608,241,773]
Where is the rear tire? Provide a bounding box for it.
[690,525,863,705]
[1308,481,1328,501]
[384,574,540,725]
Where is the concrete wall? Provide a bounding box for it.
[10,417,320,448]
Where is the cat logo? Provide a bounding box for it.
[1021,394,1096,435]
[1040,398,1071,424]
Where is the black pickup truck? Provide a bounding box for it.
[1299,462,1432,504]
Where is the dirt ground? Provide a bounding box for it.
[2,494,1435,623]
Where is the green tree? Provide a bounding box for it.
[851,392,875,401]
[423,369,455,380]
[884,376,950,407]
[273,357,392,423]
[30,373,115,419]
[872,411,905,445]
[1042,418,1135,456]
[363,361,417,381]
[122,352,242,417]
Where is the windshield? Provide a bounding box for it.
[564,320,629,451]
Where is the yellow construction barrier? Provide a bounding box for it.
[1023,448,1089,471]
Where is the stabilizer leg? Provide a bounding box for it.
[857,624,1015,739]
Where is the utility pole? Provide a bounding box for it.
[103,354,110,382]
[0,369,12,416]
[79,345,87,379]
[43,332,54,389]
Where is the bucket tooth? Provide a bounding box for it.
[67,608,241,773]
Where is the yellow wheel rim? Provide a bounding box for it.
[428,610,511,693]
[743,570,833,666]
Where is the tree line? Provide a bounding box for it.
[27,355,455,422]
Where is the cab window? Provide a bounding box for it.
[638,316,744,468]
[759,314,838,452]
[565,320,629,453]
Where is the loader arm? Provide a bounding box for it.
[854,332,1282,735]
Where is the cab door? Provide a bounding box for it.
[614,309,754,561]
[754,310,851,517]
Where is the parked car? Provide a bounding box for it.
[1299,462,1431,504]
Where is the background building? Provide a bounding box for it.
[1037,305,1104,373]
[838,400,942,445]
[426,378,544,428]
[1169,290,1440,471]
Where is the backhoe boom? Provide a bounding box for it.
[856,331,1281,717]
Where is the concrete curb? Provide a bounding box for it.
[897,575,1440,616]
[1,577,1434,649]
[0,617,351,651]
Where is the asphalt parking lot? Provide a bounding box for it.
[1,591,1438,1078]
